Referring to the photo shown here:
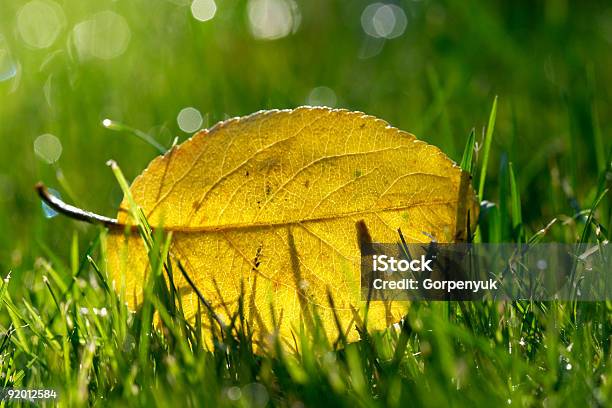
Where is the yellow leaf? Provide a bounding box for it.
[107,107,478,349]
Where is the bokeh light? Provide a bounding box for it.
[306,86,337,107]
[72,11,131,60]
[33,133,62,164]
[177,107,203,133]
[16,0,65,49]
[241,383,269,408]
[226,386,241,401]
[361,3,407,39]
[247,0,301,40]
[191,0,217,22]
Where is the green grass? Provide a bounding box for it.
[1,110,610,406]
[1,209,611,407]
[1,0,612,406]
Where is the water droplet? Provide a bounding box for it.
[0,36,18,82]
[177,107,203,133]
[191,0,217,22]
[72,11,131,60]
[361,3,407,39]
[41,188,61,218]
[17,0,65,49]
[247,0,301,40]
[34,133,62,163]
[307,86,337,107]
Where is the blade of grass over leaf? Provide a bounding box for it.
[460,128,476,174]
[176,260,227,331]
[107,160,154,247]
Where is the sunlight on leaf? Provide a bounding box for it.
[107,107,479,349]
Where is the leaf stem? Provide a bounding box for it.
[35,182,122,229]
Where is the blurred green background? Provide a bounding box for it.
[1,0,610,281]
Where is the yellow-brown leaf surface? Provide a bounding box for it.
[107,107,479,349]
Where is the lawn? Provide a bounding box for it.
[0,0,611,406]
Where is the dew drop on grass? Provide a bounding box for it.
[191,0,217,22]
[0,36,18,82]
[177,107,203,133]
[41,188,61,218]
[34,133,62,163]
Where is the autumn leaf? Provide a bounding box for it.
[106,107,479,349]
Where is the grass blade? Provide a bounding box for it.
[509,162,523,243]
[102,118,168,154]
[460,128,476,174]
[477,96,498,199]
